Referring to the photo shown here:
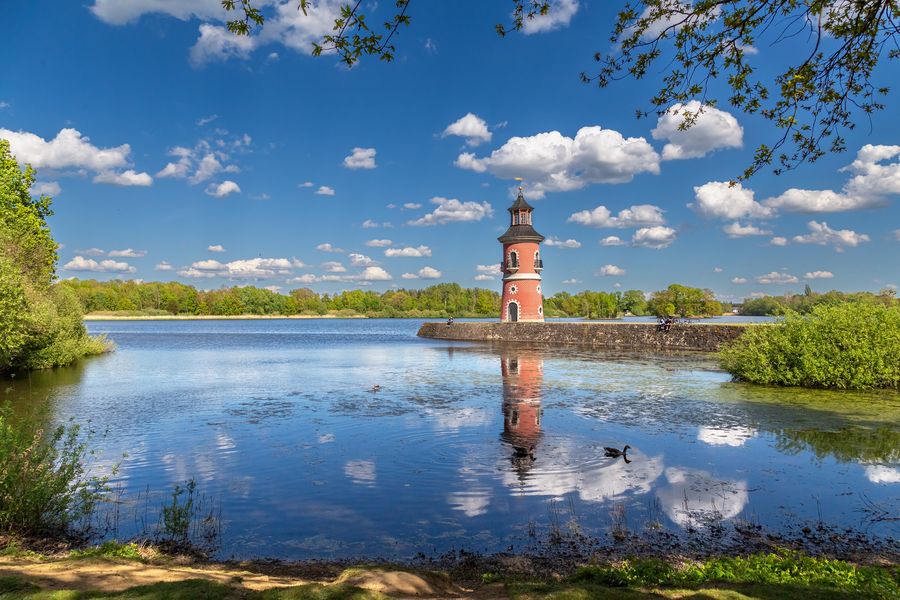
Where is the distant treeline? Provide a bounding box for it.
[739,287,898,316]
[58,280,729,319]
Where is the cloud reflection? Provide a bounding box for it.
[656,467,749,528]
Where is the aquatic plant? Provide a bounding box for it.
[719,302,900,389]
[0,403,111,536]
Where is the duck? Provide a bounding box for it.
[603,445,631,458]
[368,384,382,393]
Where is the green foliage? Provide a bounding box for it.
[740,289,898,316]
[571,551,900,598]
[161,479,196,542]
[0,404,111,536]
[647,284,722,318]
[720,302,900,389]
[0,139,110,374]
[68,541,144,561]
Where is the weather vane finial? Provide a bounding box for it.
[514,176,524,192]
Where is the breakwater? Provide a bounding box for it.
[417,321,749,352]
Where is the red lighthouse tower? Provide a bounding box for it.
[499,189,544,322]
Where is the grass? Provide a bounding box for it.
[0,552,895,600]
[0,577,388,599]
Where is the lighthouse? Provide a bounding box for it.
[498,189,544,322]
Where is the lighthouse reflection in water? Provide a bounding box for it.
[500,348,543,477]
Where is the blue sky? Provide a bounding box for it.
[3,1,899,300]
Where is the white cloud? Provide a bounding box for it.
[652,101,743,160]
[804,270,834,280]
[403,266,442,280]
[763,144,900,213]
[155,261,174,271]
[93,169,153,186]
[632,226,677,249]
[157,137,245,185]
[770,236,788,246]
[299,181,314,188]
[408,197,493,226]
[691,181,773,219]
[755,271,799,285]
[362,219,379,228]
[344,459,376,486]
[385,245,432,258]
[562,278,580,284]
[474,264,499,280]
[348,253,374,267]
[342,147,377,169]
[196,114,218,126]
[544,237,582,248]
[63,256,136,274]
[179,257,304,280]
[0,127,153,187]
[78,248,106,256]
[0,101,8,109]
[520,0,579,34]
[32,181,61,196]
[599,235,626,246]
[713,267,724,272]
[205,180,240,197]
[190,23,256,67]
[316,243,344,253]
[474,274,495,281]
[697,426,756,447]
[90,0,223,24]
[864,465,900,484]
[365,239,392,247]
[442,113,492,146]
[568,204,666,228]
[791,220,870,249]
[599,264,626,276]
[456,126,659,197]
[892,229,900,241]
[322,261,347,273]
[731,277,748,284]
[723,222,772,237]
[207,244,225,252]
[315,185,335,196]
[359,266,392,281]
[402,202,422,210]
[108,248,147,258]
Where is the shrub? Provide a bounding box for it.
[0,404,111,536]
[719,302,900,389]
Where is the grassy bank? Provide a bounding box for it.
[0,545,897,599]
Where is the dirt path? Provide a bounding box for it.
[0,557,474,597]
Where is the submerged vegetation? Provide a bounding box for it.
[720,302,900,390]
[0,140,111,375]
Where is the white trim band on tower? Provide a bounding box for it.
[502,273,542,281]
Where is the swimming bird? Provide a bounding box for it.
[603,445,631,458]
[368,385,382,393]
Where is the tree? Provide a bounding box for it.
[0,140,109,373]
[223,1,899,179]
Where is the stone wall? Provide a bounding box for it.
[417,321,749,352]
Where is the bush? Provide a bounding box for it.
[719,302,900,389]
[0,404,111,536]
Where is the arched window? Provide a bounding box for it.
[508,251,519,268]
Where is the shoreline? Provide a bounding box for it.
[83,314,370,321]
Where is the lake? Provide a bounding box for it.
[4,318,898,560]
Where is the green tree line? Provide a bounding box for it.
[59,279,729,319]
[739,287,898,316]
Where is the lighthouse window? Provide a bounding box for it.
[509,285,518,294]
[538,306,543,315]
[508,251,518,268]
[536,285,542,294]
[511,409,520,427]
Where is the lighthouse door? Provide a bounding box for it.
[509,302,519,322]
